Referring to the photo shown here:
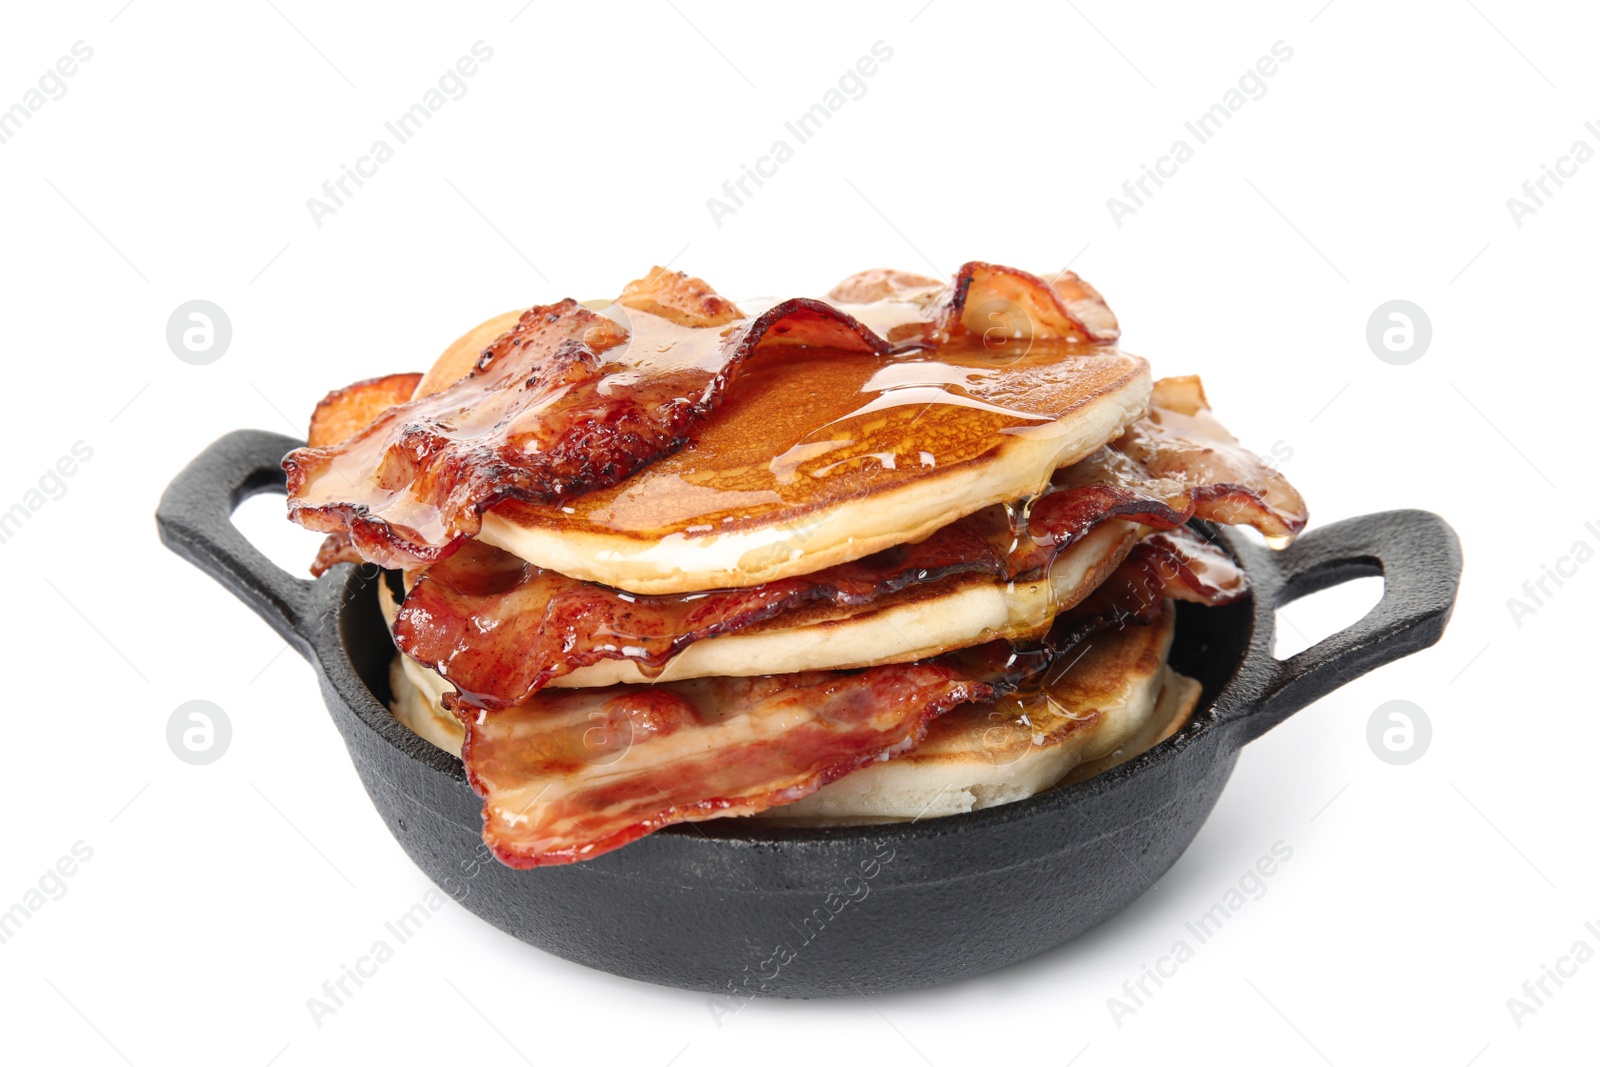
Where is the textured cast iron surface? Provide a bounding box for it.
[157,430,1463,998]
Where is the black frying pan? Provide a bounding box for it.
[157,429,1461,999]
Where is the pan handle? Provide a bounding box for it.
[1238,509,1462,742]
[156,430,322,660]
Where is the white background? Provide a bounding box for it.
[1,1,1594,1063]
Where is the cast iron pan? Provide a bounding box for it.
[157,430,1462,999]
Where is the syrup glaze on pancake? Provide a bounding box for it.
[284,261,1135,578]
[479,337,1143,590]
[462,527,1244,867]
[391,378,1301,710]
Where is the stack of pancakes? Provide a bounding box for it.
[288,262,1305,866]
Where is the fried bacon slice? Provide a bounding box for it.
[824,261,1120,346]
[615,265,742,328]
[1038,376,1305,542]
[285,290,895,569]
[939,261,1121,344]
[284,263,1123,570]
[463,527,1244,867]
[391,377,1303,709]
[304,372,428,576]
[1054,526,1249,638]
[1047,269,1119,342]
[311,532,362,577]
[1107,376,1304,539]
[464,664,990,867]
[306,372,424,448]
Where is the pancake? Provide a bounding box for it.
[1062,666,1201,786]
[475,340,1148,594]
[389,651,463,755]
[378,519,1137,699]
[765,600,1196,822]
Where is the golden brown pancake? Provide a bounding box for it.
[1063,668,1201,786]
[414,308,1149,595]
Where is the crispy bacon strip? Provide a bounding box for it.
[392,377,1301,708]
[285,290,894,570]
[306,372,423,448]
[1048,269,1119,342]
[285,263,1122,569]
[465,665,990,867]
[825,261,1120,346]
[463,527,1244,867]
[1105,376,1305,539]
[1075,526,1247,622]
[616,266,742,327]
[311,532,362,577]
[940,261,1121,344]
[1036,377,1306,543]
[304,373,425,576]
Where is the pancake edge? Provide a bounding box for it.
[475,360,1151,594]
